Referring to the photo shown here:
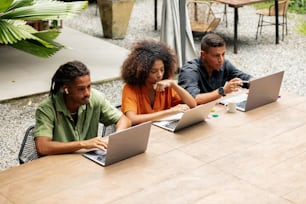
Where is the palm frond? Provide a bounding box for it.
[0,20,34,44]
[6,0,34,11]
[1,1,88,20]
[0,20,55,47]
[34,28,60,40]
[0,0,13,12]
[0,0,88,58]
[11,33,64,58]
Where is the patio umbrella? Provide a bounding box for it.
[160,0,197,68]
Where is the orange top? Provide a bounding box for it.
[121,84,182,114]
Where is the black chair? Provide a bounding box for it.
[18,125,40,164]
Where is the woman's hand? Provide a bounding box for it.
[170,104,190,114]
[154,79,171,92]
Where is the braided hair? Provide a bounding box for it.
[50,60,90,97]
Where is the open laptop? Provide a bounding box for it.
[220,71,284,112]
[153,100,216,132]
[83,121,152,166]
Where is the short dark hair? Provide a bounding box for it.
[121,39,177,86]
[201,33,225,52]
[49,60,90,96]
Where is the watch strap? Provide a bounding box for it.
[218,87,226,96]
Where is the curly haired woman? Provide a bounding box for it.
[121,39,196,125]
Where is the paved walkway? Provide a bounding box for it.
[0,27,129,101]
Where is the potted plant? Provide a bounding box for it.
[0,0,88,58]
[97,0,134,39]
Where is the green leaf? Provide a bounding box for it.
[9,29,65,58]
[33,29,61,41]
[8,0,35,11]
[0,20,38,44]
[0,0,88,58]
[11,37,64,58]
[0,0,13,12]
[1,1,88,20]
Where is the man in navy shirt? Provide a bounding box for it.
[178,33,252,105]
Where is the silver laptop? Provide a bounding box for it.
[153,100,216,132]
[83,121,152,166]
[220,71,284,112]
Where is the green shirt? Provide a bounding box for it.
[34,88,121,142]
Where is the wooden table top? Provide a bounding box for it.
[213,0,269,7]
[1,92,306,204]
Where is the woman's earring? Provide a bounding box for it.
[65,88,69,94]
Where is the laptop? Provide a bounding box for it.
[152,100,216,132]
[220,71,284,112]
[83,121,152,166]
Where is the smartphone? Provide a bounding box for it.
[241,80,249,88]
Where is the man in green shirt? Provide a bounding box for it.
[34,61,131,155]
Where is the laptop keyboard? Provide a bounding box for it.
[97,155,106,161]
[165,120,179,129]
[236,100,247,109]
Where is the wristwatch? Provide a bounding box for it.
[218,87,226,96]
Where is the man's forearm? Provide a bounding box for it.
[195,90,221,105]
[35,138,84,156]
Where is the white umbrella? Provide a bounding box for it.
[160,0,197,68]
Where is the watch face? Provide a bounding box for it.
[219,87,225,96]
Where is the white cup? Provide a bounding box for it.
[225,102,236,113]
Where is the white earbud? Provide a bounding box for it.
[64,88,69,94]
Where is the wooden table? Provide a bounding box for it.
[213,0,279,54]
[1,92,306,203]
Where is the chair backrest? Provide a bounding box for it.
[269,0,290,16]
[187,0,221,33]
[18,125,40,164]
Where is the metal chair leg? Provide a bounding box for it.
[224,4,228,27]
[255,14,262,40]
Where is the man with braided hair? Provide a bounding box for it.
[34,60,131,155]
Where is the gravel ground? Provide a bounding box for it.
[1,0,305,171]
